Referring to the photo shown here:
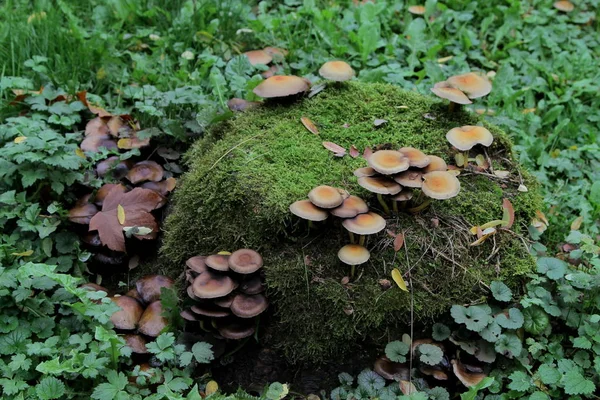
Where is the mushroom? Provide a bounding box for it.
[330,196,369,218]
[187,285,200,300]
[135,275,174,304]
[239,276,265,295]
[338,244,370,277]
[227,98,261,112]
[125,288,144,303]
[95,184,127,206]
[398,147,431,168]
[228,249,263,274]
[420,366,449,380]
[216,320,255,340]
[423,156,448,173]
[96,156,131,179]
[353,167,378,177]
[186,256,208,274]
[205,254,230,272]
[80,133,118,153]
[421,171,461,200]
[357,176,402,214]
[289,200,328,224]
[140,177,177,196]
[318,61,355,82]
[122,334,148,354]
[408,5,426,15]
[213,294,236,308]
[192,270,236,299]
[342,212,386,245]
[554,0,574,12]
[308,185,344,209]
[253,75,309,99]
[68,201,98,224]
[180,309,198,321]
[446,72,492,99]
[191,304,231,318]
[230,293,269,318]
[451,359,487,387]
[393,170,423,188]
[391,188,414,212]
[138,301,168,337]
[430,81,472,111]
[263,47,288,59]
[126,161,164,184]
[244,50,273,66]
[110,295,144,330]
[374,356,410,381]
[446,126,493,167]
[368,150,410,175]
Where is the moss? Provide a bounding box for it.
[162,81,542,362]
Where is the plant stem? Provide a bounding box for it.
[377,193,390,214]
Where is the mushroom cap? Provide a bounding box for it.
[192,270,236,299]
[95,183,127,206]
[431,82,472,104]
[357,176,402,195]
[368,150,410,175]
[230,293,269,318]
[240,276,266,295]
[205,254,230,272]
[398,147,431,168]
[110,295,143,330]
[446,126,494,151]
[186,256,208,274]
[244,50,273,66]
[68,203,98,224]
[253,75,309,98]
[229,249,263,274]
[446,72,492,99]
[135,275,174,304]
[393,170,423,188]
[138,301,168,337]
[187,285,200,300]
[126,160,164,184]
[451,359,487,387]
[80,283,109,295]
[408,5,426,15]
[330,195,369,218]
[318,61,355,81]
[337,244,370,265]
[342,212,386,235]
[374,356,410,381]
[289,200,329,221]
[263,46,288,58]
[180,309,198,321]
[420,366,449,380]
[423,155,448,173]
[191,304,231,318]
[391,188,414,202]
[140,178,177,196]
[213,294,236,308]
[422,171,461,200]
[217,320,255,340]
[353,167,378,178]
[554,0,574,11]
[123,334,148,354]
[308,185,344,208]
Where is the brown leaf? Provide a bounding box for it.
[322,141,346,156]
[349,145,359,158]
[128,255,140,270]
[363,146,373,160]
[502,198,515,229]
[85,117,109,137]
[386,229,397,238]
[89,187,164,252]
[341,276,350,285]
[394,233,405,252]
[301,117,319,135]
[77,91,112,117]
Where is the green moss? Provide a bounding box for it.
[162,81,541,362]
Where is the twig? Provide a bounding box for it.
[209,134,262,170]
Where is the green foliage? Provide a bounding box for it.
[385,340,409,363]
[417,344,444,366]
[490,281,512,302]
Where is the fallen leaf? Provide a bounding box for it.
[494,170,510,178]
[128,255,140,270]
[157,147,180,160]
[89,187,163,252]
[571,216,583,231]
[123,226,153,238]
[386,229,396,238]
[11,249,34,257]
[308,83,326,98]
[363,146,373,160]
[518,184,528,192]
[349,145,359,158]
[502,199,515,228]
[437,55,453,63]
[75,148,86,159]
[391,268,408,292]
[455,153,466,167]
[400,380,417,395]
[301,117,319,135]
[13,136,27,144]
[470,228,496,246]
[322,141,346,156]
[535,210,549,226]
[374,118,387,127]
[341,276,350,285]
[394,233,405,252]
[475,154,489,168]
[117,205,126,225]
[522,108,537,114]
[205,381,219,396]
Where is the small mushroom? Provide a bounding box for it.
[213,294,236,308]
[408,5,426,15]
[393,170,423,188]
[68,201,98,224]
[138,301,168,337]
[80,133,118,153]
[337,244,370,266]
[205,254,230,272]
[187,285,200,300]
[140,177,177,196]
[446,72,492,99]
[244,50,273,66]
[446,126,494,151]
[229,249,263,274]
[240,276,265,295]
[308,185,344,209]
[186,256,208,274]
[342,212,386,241]
[423,156,448,173]
[180,309,198,321]
[353,167,378,177]
[96,156,131,179]
[318,61,355,82]
[135,275,174,304]
[357,176,402,214]
[421,171,461,200]
[554,0,574,12]
[374,356,410,381]
[191,304,231,318]
[420,366,449,380]
[289,199,328,222]
[253,75,310,99]
[368,150,410,175]
[126,161,164,184]
[330,195,369,218]
[230,293,269,318]
[192,270,236,299]
[122,334,148,354]
[216,320,255,340]
[110,295,144,330]
[398,147,431,168]
[391,188,414,212]
[451,359,487,387]
[430,81,472,111]
[125,288,144,303]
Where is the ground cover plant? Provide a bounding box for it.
[1,0,599,398]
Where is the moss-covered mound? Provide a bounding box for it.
[162,82,541,363]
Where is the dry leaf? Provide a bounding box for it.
[117,204,126,225]
[494,170,510,178]
[437,55,453,63]
[363,146,373,160]
[349,145,359,158]
[518,184,528,192]
[322,141,346,157]
[400,380,417,395]
[13,136,27,144]
[301,117,319,135]
[374,118,387,127]
[205,381,219,396]
[391,268,408,292]
[75,148,86,159]
[571,216,583,231]
[502,198,515,229]
[11,249,34,257]
[535,210,549,226]
[341,276,350,285]
[394,233,405,252]
[128,255,140,270]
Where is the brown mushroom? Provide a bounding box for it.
[337,244,370,265]
[398,147,430,168]
[135,275,174,304]
[393,170,423,188]
[330,195,369,218]
[374,356,410,381]
[318,61,355,82]
[186,256,208,274]
[192,270,236,299]
[229,249,263,274]
[217,320,255,340]
[240,276,265,295]
[230,293,269,318]
[420,366,449,380]
[446,126,493,151]
[308,185,344,209]
[137,301,168,337]
[110,295,143,330]
[451,359,487,387]
[96,156,131,179]
[244,50,273,66]
[80,134,118,153]
[126,288,144,303]
[68,201,98,224]
[126,161,164,184]
[353,167,378,178]
[191,304,231,318]
[554,0,574,12]
[430,81,472,110]
[180,309,198,321]
[289,200,328,222]
[423,156,448,173]
[391,188,414,212]
[253,75,309,98]
[368,150,410,175]
[421,171,461,200]
[342,212,386,237]
[213,294,236,308]
[357,176,402,214]
[140,177,177,196]
[446,72,492,99]
[205,254,230,272]
[123,334,148,354]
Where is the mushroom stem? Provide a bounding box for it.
[349,231,356,244]
[199,320,210,332]
[463,152,469,167]
[393,201,398,214]
[308,220,314,230]
[448,102,456,113]
[408,199,431,214]
[377,193,391,215]
[359,235,365,246]
[350,264,356,279]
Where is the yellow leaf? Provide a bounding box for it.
[75,148,86,159]
[480,220,505,230]
[13,136,27,144]
[11,249,33,257]
[117,138,132,149]
[391,268,408,292]
[571,216,583,231]
[300,117,319,135]
[217,251,231,255]
[117,204,126,225]
[205,380,219,395]
[469,226,479,235]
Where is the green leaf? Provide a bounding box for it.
[522,306,549,335]
[265,382,289,400]
[572,337,592,350]
[191,342,214,363]
[451,305,493,332]
[495,333,522,358]
[431,323,450,341]
[155,332,176,350]
[537,363,561,385]
[91,370,128,399]
[427,387,450,400]
[528,392,549,400]
[35,377,66,400]
[507,371,531,392]
[460,377,494,400]
[490,281,512,302]
[495,308,524,329]
[537,257,568,280]
[480,321,502,343]
[561,370,595,395]
[385,340,409,363]
[418,344,444,366]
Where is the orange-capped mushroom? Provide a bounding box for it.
[319,61,355,82]
[308,185,344,208]
[368,150,410,175]
[446,125,494,151]
[422,171,461,200]
[253,75,309,98]
[446,72,492,99]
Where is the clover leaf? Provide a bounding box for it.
[451,305,493,332]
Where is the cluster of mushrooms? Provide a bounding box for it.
[431,72,492,111]
[182,249,268,340]
[83,275,173,356]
